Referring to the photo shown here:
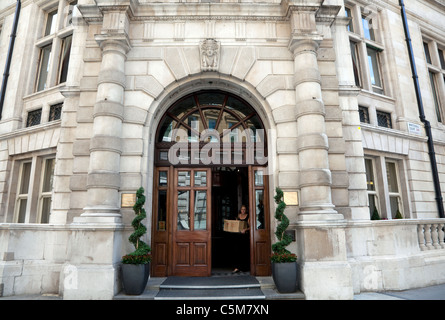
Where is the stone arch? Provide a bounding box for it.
[139,73,280,246]
[142,73,279,183]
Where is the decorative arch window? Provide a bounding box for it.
[155,91,267,166]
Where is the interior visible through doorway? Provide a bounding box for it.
[211,167,250,275]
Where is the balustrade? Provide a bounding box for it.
[417,221,445,251]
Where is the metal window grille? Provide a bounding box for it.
[26,109,42,127]
[376,111,392,128]
[49,103,62,121]
[358,106,370,123]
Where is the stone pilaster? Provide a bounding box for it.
[288,7,343,221]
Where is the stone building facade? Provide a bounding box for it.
[0,0,444,299]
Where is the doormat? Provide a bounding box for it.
[160,275,260,288]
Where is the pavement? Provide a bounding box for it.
[2,283,445,300]
[353,283,445,300]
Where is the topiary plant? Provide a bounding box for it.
[371,207,380,220]
[122,187,151,264]
[395,209,403,219]
[271,188,297,263]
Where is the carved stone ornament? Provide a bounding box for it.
[200,39,220,72]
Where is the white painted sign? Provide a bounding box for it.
[408,122,422,135]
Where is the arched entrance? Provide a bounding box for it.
[151,90,271,277]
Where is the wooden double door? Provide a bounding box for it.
[151,166,271,277]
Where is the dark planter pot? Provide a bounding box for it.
[121,263,150,295]
[272,261,298,293]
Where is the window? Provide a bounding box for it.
[49,103,63,121]
[16,162,32,223]
[59,35,72,84]
[365,159,378,218]
[424,42,432,64]
[364,156,406,219]
[34,2,76,93]
[423,38,445,123]
[345,7,354,32]
[13,156,55,223]
[376,110,392,128]
[439,49,445,69]
[26,109,42,127]
[36,44,52,92]
[429,71,442,122]
[362,15,375,41]
[358,106,370,123]
[156,91,266,166]
[346,5,386,95]
[44,10,58,36]
[350,41,361,86]
[39,158,55,223]
[386,161,402,218]
[367,47,383,94]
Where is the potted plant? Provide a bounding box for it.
[270,188,298,293]
[371,207,380,220]
[121,187,152,295]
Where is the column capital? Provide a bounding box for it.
[289,35,322,56]
[95,33,131,56]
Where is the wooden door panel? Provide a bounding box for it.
[176,243,190,265]
[151,167,171,277]
[194,242,208,265]
[172,168,212,276]
[249,166,271,276]
[154,243,167,265]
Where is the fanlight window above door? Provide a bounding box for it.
[157,91,264,144]
[156,91,267,166]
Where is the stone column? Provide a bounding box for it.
[289,8,343,221]
[74,33,130,225]
[287,5,353,299]
[73,8,131,225]
[64,8,131,299]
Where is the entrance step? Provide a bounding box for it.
[114,275,305,300]
[156,275,264,300]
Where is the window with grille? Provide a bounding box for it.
[26,109,42,127]
[358,106,370,123]
[49,103,62,121]
[376,111,392,128]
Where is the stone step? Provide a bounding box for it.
[155,287,265,300]
[114,275,305,300]
[155,275,265,300]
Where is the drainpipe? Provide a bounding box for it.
[0,0,21,120]
[399,0,445,218]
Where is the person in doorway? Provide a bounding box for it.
[232,205,250,273]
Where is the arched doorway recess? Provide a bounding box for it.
[151,90,271,277]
